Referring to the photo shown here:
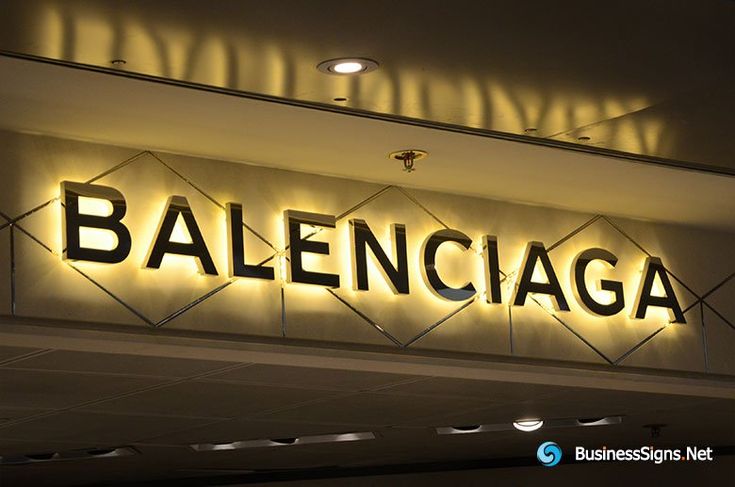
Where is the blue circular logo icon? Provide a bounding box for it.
[537,441,562,467]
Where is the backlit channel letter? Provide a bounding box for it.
[572,248,625,316]
[61,181,131,264]
[226,203,274,280]
[350,219,409,294]
[284,209,340,288]
[421,229,476,301]
[512,241,570,311]
[633,257,686,323]
[146,196,218,275]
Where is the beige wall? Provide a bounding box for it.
[1,129,733,375]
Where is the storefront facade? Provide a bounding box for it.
[0,2,733,485]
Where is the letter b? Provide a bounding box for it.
[61,181,131,264]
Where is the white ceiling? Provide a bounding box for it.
[0,343,732,486]
[0,56,734,232]
[1,0,734,171]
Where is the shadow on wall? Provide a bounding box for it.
[4,0,691,159]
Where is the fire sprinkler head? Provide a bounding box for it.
[388,149,428,173]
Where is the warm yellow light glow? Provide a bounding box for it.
[278,253,288,282]
[57,180,683,333]
[77,197,117,251]
[343,223,393,295]
[525,258,558,313]
[513,420,544,432]
[190,36,229,86]
[170,214,194,244]
[332,62,364,74]
[531,260,550,284]
[585,260,616,306]
[433,239,479,292]
[78,228,118,251]
[38,4,64,59]
[649,272,666,297]
[78,196,113,216]
[635,261,675,323]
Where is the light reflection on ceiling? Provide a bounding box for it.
[1,0,733,172]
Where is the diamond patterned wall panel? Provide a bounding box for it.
[284,284,397,347]
[510,217,702,368]
[0,129,733,376]
[705,274,735,330]
[156,151,385,337]
[405,298,510,356]
[326,188,461,347]
[600,216,733,303]
[14,222,152,326]
[0,130,140,218]
[158,150,388,247]
[616,304,705,372]
[703,282,735,375]
[0,224,10,316]
[404,187,600,273]
[509,296,613,365]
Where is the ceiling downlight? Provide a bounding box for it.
[317,58,379,75]
[0,447,137,465]
[437,416,623,435]
[190,432,376,452]
[512,420,545,432]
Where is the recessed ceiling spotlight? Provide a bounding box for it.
[512,419,544,432]
[0,447,137,465]
[576,417,604,425]
[110,59,126,66]
[437,416,622,436]
[190,432,375,452]
[270,438,298,445]
[317,58,379,75]
[577,135,591,142]
[450,425,481,432]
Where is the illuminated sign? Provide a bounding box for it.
[60,181,686,324]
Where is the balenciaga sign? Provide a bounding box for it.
[2,133,733,373]
[60,181,686,324]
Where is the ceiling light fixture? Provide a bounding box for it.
[270,438,298,445]
[512,419,544,432]
[0,447,137,465]
[450,425,481,432]
[437,416,622,436]
[576,417,605,426]
[436,424,508,435]
[191,432,375,452]
[317,58,379,75]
